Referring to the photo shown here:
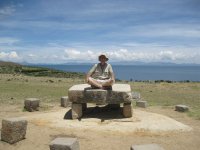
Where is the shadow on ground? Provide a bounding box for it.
[64,105,124,121]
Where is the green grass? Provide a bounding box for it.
[0,74,200,119]
[0,74,84,105]
[129,81,200,119]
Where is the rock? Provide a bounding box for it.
[175,105,189,112]
[130,144,164,150]
[68,84,132,104]
[61,96,70,107]
[49,137,80,150]
[24,98,40,112]
[123,103,133,117]
[136,101,147,108]
[132,92,141,100]
[1,117,27,144]
[72,103,83,119]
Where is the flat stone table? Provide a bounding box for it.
[68,84,133,119]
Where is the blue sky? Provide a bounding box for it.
[0,0,200,64]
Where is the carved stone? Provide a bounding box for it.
[1,117,27,144]
[24,98,40,112]
[50,137,80,150]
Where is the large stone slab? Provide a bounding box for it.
[1,117,27,144]
[49,137,80,150]
[68,84,132,104]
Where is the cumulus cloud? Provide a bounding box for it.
[64,49,97,61]
[0,51,20,61]
[63,48,200,64]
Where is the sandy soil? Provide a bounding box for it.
[0,104,200,150]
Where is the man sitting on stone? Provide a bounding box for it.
[86,54,115,90]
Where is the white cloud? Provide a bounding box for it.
[0,5,15,16]
[28,54,37,57]
[0,51,20,61]
[62,48,200,64]
[104,23,200,38]
[64,49,97,61]
[0,37,20,45]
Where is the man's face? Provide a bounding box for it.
[100,56,106,64]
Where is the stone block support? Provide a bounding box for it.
[72,103,82,119]
[123,103,133,118]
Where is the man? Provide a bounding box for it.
[86,54,115,90]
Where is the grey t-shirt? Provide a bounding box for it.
[89,63,113,80]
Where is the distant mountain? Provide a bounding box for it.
[0,61,22,67]
[28,61,200,66]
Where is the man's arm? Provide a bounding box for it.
[110,72,115,83]
[85,72,92,83]
[85,64,97,83]
[109,64,115,83]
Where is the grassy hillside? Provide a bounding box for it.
[0,61,84,78]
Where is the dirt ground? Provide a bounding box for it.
[0,104,200,150]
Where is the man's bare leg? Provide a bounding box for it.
[101,79,114,87]
[88,77,102,88]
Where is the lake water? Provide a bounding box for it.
[37,64,200,81]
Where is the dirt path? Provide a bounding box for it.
[0,104,200,150]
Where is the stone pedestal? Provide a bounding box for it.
[61,96,69,107]
[136,101,147,108]
[131,144,164,150]
[72,103,83,119]
[24,98,40,112]
[123,103,133,117]
[1,117,27,144]
[175,105,189,112]
[49,137,80,150]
